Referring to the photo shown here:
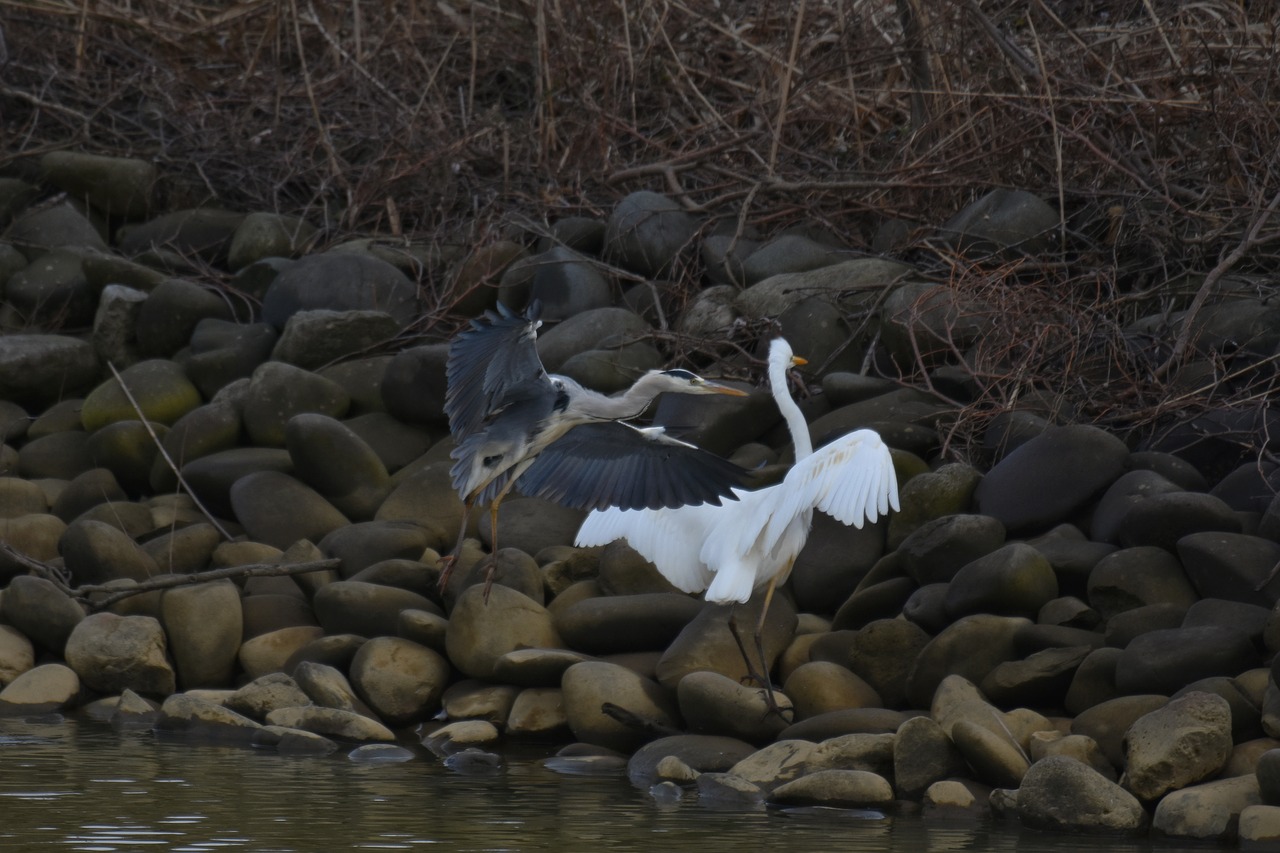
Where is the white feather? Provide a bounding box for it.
[574,338,899,606]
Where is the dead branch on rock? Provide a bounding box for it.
[74,558,342,611]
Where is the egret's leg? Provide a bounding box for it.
[752,568,793,720]
[727,605,773,691]
[437,496,474,593]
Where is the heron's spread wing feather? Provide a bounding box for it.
[445,301,552,439]
[518,422,747,511]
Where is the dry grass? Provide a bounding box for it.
[3,0,1280,467]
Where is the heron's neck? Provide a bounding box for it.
[770,359,813,459]
[585,374,667,421]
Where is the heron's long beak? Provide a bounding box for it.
[792,356,809,367]
[702,381,749,397]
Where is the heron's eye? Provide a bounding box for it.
[663,368,698,382]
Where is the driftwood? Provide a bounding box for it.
[0,544,340,611]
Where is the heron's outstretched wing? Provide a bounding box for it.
[517,422,748,511]
[445,301,552,439]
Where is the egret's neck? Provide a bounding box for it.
[770,360,813,459]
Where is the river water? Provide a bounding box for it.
[0,715,1190,852]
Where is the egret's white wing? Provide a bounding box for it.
[576,502,724,594]
[760,429,898,546]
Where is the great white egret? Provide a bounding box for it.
[576,337,899,692]
[441,301,751,593]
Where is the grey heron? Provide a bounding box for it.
[441,301,751,593]
[576,337,899,705]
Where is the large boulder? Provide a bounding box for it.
[64,612,176,696]
[975,425,1129,535]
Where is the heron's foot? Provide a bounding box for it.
[436,553,459,594]
[479,552,497,604]
[738,670,775,690]
[759,689,794,723]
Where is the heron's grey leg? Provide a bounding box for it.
[482,497,503,603]
[437,497,474,593]
[480,476,521,603]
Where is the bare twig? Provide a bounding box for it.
[105,362,235,541]
[1156,188,1280,378]
[78,559,343,610]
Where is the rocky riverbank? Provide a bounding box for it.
[3,152,1280,844]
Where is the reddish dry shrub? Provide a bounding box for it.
[2,0,1280,462]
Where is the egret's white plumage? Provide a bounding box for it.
[576,338,900,608]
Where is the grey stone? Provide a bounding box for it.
[1151,774,1261,841]
[603,191,699,278]
[272,309,400,370]
[41,151,157,218]
[626,734,756,786]
[561,660,681,752]
[554,593,703,655]
[350,636,449,726]
[0,335,99,410]
[119,208,245,264]
[227,212,317,271]
[1072,694,1171,768]
[0,663,81,715]
[261,251,419,330]
[655,596,796,690]
[905,614,1029,709]
[940,188,1061,255]
[16,431,94,480]
[64,612,175,696]
[0,575,84,656]
[736,258,914,318]
[180,447,293,518]
[135,279,236,357]
[59,518,160,585]
[229,470,350,550]
[1116,626,1260,695]
[312,581,437,638]
[770,769,894,808]
[1087,546,1199,621]
[241,361,350,447]
[379,343,449,426]
[880,282,994,367]
[445,585,563,680]
[944,542,1059,620]
[676,670,792,743]
[6,247,96,326]
[79,358,202,432]
[1124,691,1233,802]
[525,246,614,320]
[284,413,390,521]
[161,580,243,689]
[5,201,106,254]
[153,694,262,744]
[974,425,1129,535]
[1178,532,1280,605]
[1016,755,1148,835]
[897,514,1006,585]
[264,705,395,742]
[181,319,278,398]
